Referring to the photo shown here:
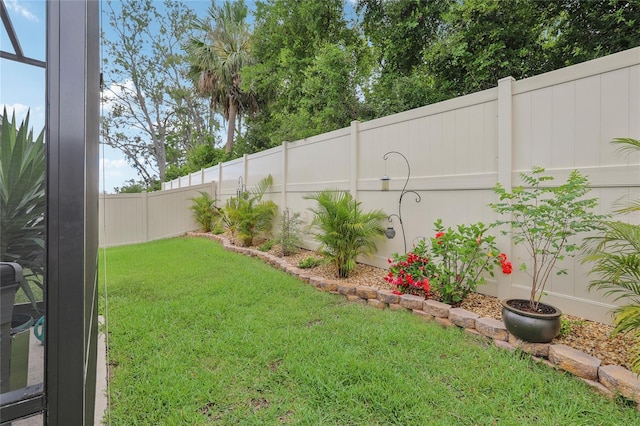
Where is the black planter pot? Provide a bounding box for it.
[501,298,562,343]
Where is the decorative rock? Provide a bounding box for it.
[377,289,400,305]
[346,295,367,305]
[388,303,406,312]
[297,274,312,284]
[598,365,640,401]
[286,266,302,276]
[399,294,425,310]
[309,276,324,288]
[494,340,515,352]
[475,317,509,341]
[337,284,357,296]
[368,299,386,309]
[434,317,453,328]
[319,280,339,292]
[413,310,433,321]
[423,300,451,318]
[355,286,379,300]
[549,344,601,381]
[464,328,484,339]
[508,335,550,357]
[449,308,479,329]
[578,378,613,398]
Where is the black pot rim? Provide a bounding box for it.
[501,298,562,319]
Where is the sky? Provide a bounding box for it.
[2,0,356,193]
[1,0,214,193]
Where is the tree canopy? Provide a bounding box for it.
[102,0,640,190]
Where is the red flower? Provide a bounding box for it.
[387,258,392,264]
[422,278,430,292]
[501,261,513,274]
[392,290,403,295]
[498,253,507,264]
[435,231,445,239]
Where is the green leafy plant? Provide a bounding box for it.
[277,209,304,256]
[582,137,640,373]
[385,220,511,304]
[257,239,275,252]
[490,167,604,312]
[428,220,511,304]
[384,239,432,297]
[304,190,386,278]
[0,108,45,308]
[297,256,324,269]
[189,191,221,232]
[224,175,278,247]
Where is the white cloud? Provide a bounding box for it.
[100,158,130,176]
[1,103,30,120]
[101,79,139,113]
[5,0,38,22]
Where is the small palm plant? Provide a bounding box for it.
[583,137,640,373]
[189,191,221,232]
[224,175,277,247]
[0,108,45,307]
[304,189,387,278]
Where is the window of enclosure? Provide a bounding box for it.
[1,0,47,421]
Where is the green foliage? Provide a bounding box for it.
[427,220,511,304]
[244,0,365,146]
[257,239,275,252]
[114,179,147,193]
[0,108,45,307]
[583,138,640,374]
[224,175,278,246]
[186,0,256,153]
[102,0,211,183]
[385,220,511,304]
[491,167,604,311]
[189,191,220,233]
[277,209,304,256]
[102,237,640,424]
[304,190,386,278]
[297,256,324,269]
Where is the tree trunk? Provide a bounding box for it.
[225,101,238,153]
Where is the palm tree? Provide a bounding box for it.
[304,190,387,278]
[186,0,257,154]
[583,138,640,373]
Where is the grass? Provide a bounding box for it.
[100,237,640,425]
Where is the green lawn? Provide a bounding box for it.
[100,237,639,425]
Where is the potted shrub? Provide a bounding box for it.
[0,108,45,309]
[490,167,603,343]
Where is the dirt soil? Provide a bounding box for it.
[266,245,634,370]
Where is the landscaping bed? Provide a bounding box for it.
[267,245,634,370]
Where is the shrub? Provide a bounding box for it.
[384,239,432,297]
[385,220,511,304]
[583,137,640,373]
[0,108,45,307]
[189,191,220,232]
[224,175,278,247]
[491,167,603,311]
[298,256,324,269]
[277,209,304,256]
[304,190,386,278]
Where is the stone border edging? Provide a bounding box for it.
[190,232,640,406]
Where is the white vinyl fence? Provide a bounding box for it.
[99,182,216,248]
[106,48,640,323]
